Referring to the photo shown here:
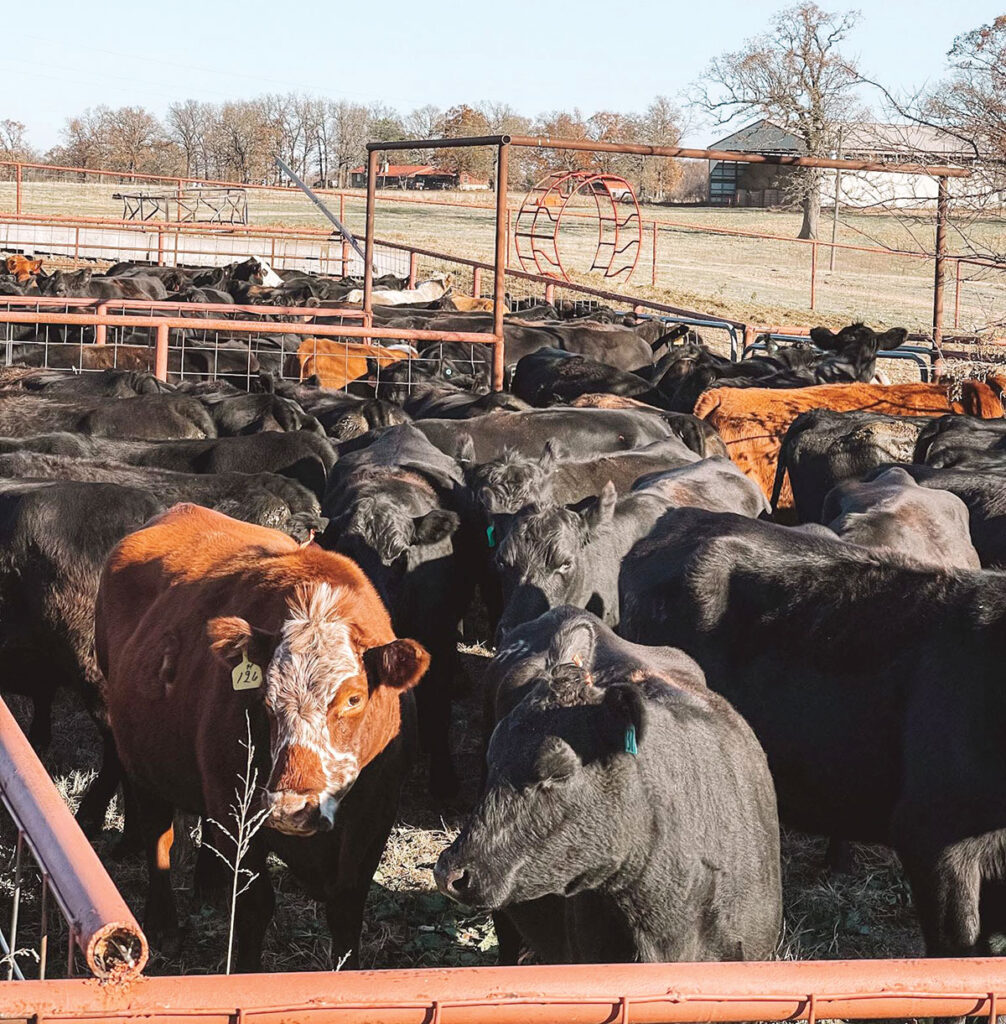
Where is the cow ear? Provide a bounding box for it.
[535,736,580,783]
[412,509,460,545]
[455,433,476,466]
[877,327,908,350]
[584,481,617,533]
[207,616,277,669]
[602,683,647,750]
[541,439,564,471]
[364,638,429,692]
[809,326,839,350]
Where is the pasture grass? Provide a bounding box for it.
[0,640,923,979]
[3,179,1006,335]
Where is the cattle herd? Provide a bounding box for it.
[4,252,1006,973]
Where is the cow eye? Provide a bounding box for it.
[347,694,363,708]
[557,562,573,574]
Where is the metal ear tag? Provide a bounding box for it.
[624,724,638,756]
[232,651,263,691]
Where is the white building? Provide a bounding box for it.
[706,118,997,208]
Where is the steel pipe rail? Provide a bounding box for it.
[0,697,147,980]
[2,956,1006,1023]
[365,134,971,177]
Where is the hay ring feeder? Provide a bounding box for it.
[514,170,641,284]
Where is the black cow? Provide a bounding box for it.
[435,606,781,964]
[914,414,1006,470]
[195,392,325,436]
[417,408,697,464]
[494,483,671,637]
[0,393,216,440]
[512,348,667,408]
[320,423,469,797]
[820,466,980,568]
[619,506,1006,956]
[771,409,932,522]
[865,464,1006,569]
[0,430,336,499]
[466,436,698,521]
[631,457,770,518]
[0,453,322,540]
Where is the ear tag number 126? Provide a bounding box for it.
[232,652,263,691]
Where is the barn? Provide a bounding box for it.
[706,118,989,208]
[349,162,490,190]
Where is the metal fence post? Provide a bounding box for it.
[154,322,169,381]
[492,142,509,392]
[651,222,658,288]
[15,163,22,216]
[363,149,378,338]
[810,241,817,310]
[934,176,949,347]
[954,258,962,330]
[408,252,418,289]
[94,304,107,346]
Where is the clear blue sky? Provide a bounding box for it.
[3,0,1002,151]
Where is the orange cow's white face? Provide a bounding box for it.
[208,583,428,836]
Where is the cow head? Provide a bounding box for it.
[207,583,428,836]
[809,323,908,383]
[494,482,617,641]
[435,661,646,908]
[467,441,563,520]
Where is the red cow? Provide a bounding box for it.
[94,503,429,970]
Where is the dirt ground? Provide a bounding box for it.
[0,633,923,979]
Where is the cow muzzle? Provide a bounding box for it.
[265,789,338,836]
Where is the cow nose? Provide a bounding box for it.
[265,790,333,835]
[434,856,475,902]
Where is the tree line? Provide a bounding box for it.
[0,97,697,200]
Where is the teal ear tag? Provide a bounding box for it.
[486,524,496,548]
[624,724,638,756]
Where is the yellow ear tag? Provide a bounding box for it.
[232,651,263,691]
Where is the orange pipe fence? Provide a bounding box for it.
[0,696,147,980]
[3,957,1006,1022]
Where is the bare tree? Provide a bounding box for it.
[327,101,370,186]
[928,17,1006,162]
[0,120,33,163]
[696,2,861,238]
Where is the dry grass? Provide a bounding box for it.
[3,178,1005,334]
[0,634,926,979]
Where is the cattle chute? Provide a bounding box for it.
[514,170,642,284]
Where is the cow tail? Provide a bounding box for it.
[769,426,793,515]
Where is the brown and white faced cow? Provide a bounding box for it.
[206,581,427,835]
[95,503,429,970]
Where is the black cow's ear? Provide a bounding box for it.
[602,683,647,749]
[585,481,617,533]
[456,433,476,465]
[535,736,580,783]
[809,326,839,350]
[364,638,430,692]
[877,327,908,350]
[541,439,564,470]
[413,509,461,545]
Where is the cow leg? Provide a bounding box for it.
[138,791,181,956]
[76,728,122,838]
[324,828,390,970]
[27,691,53,751]
[233,843,275,973]
[418,644,458,799]
[901,847,983,956]
[493,910,525,966]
